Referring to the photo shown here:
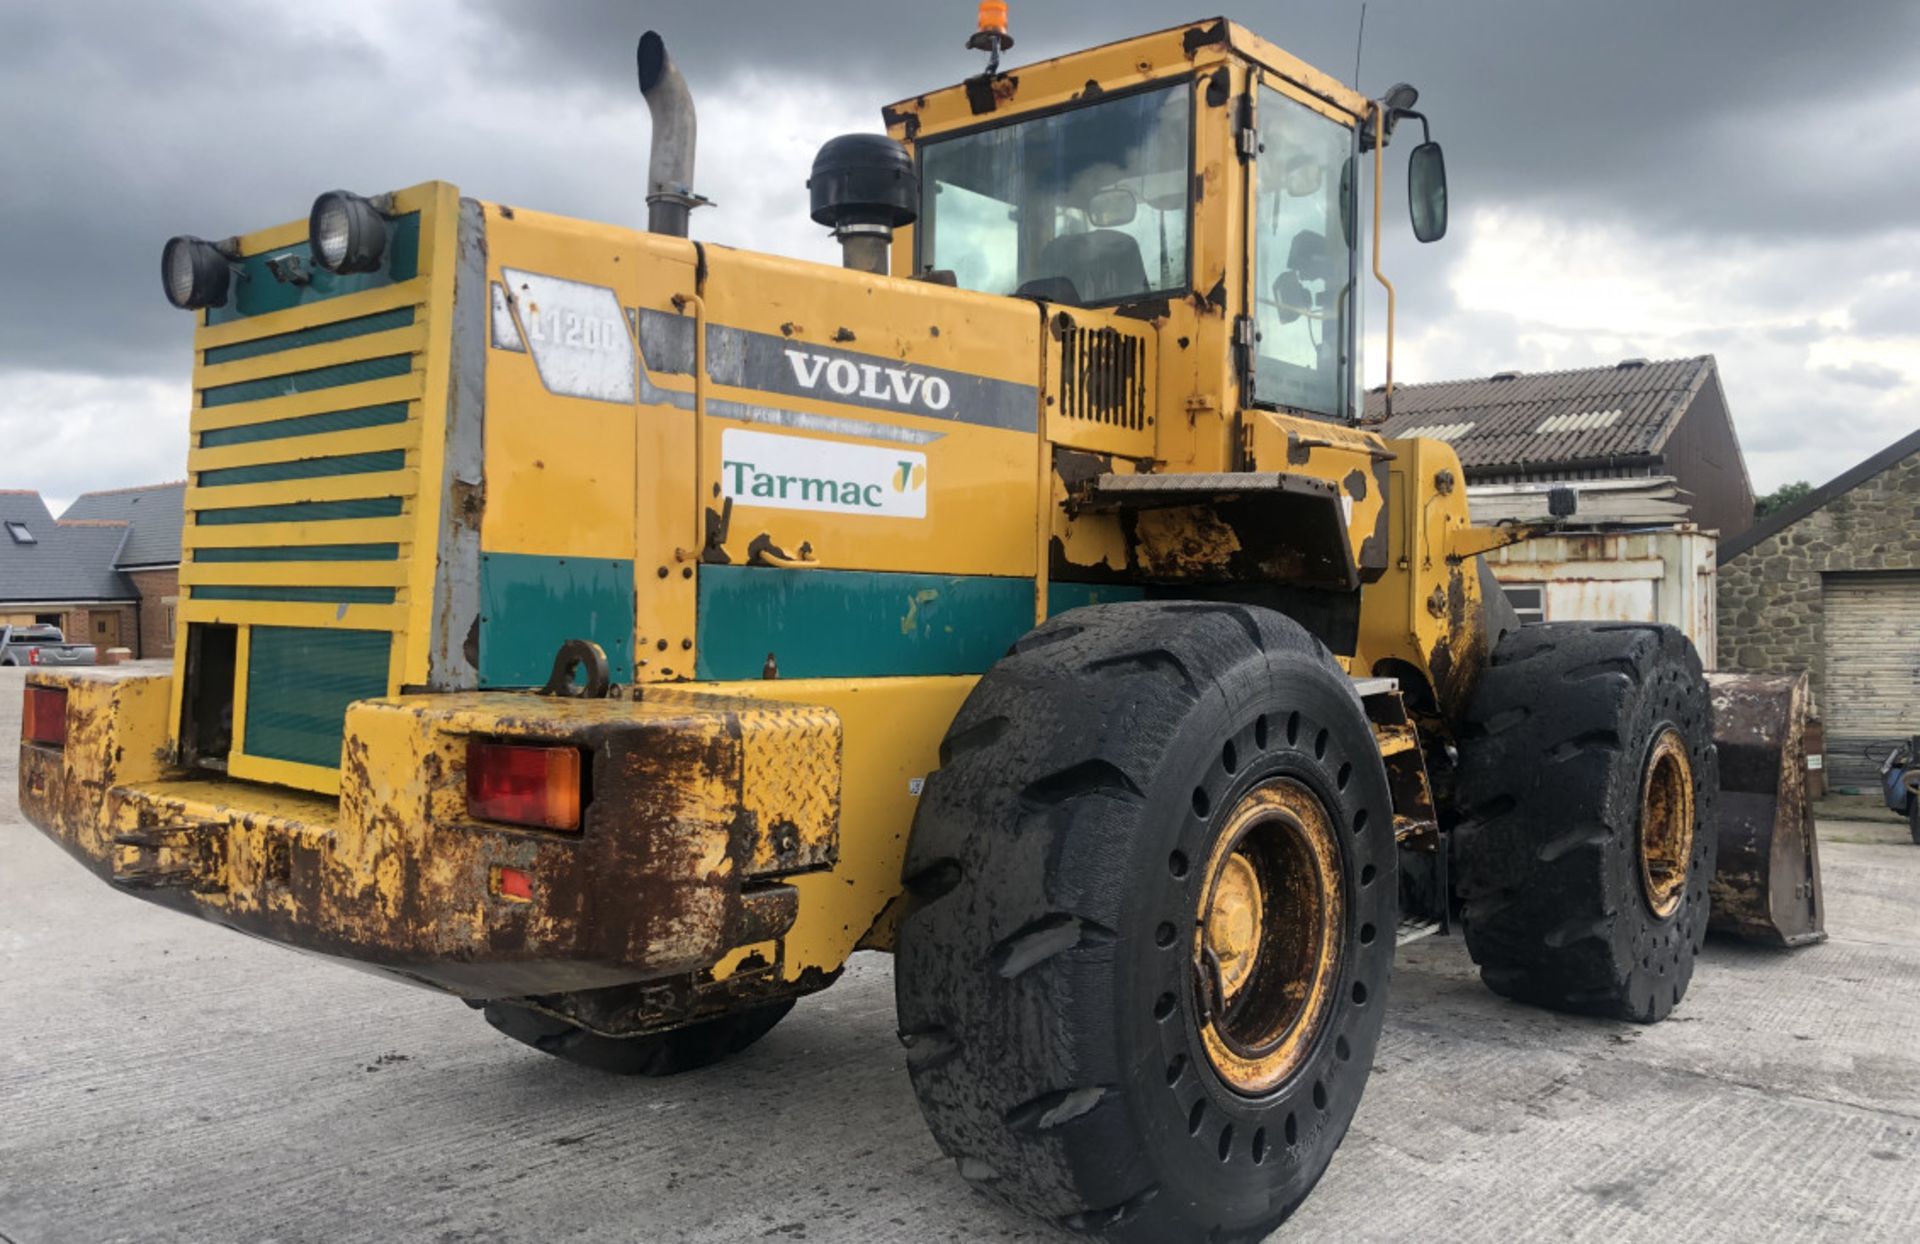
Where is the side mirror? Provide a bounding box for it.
[1409,141,1448,243]
[1087,187,1138,228]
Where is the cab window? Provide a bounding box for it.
[919,83,1192,306]
[1252,87,1358,419]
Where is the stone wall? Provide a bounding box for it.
[127,568,180,659]
[1718,445,1920,715]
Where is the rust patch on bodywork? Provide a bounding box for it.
[20,669,846,998]
[1132,505,1243,578]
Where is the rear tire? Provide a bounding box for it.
[1454,622,1717,1022]
[1907,788,1919,846]
[895,602,1397,1242]
[482,998,793,1076]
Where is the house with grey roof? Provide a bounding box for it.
[0,482,185,658]
[1368,355,1755,542]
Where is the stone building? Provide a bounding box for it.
[1718,428,1920,788]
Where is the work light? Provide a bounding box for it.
[161,236,232,310]
[308,190,388,274]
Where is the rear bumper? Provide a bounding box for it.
[19,667,842,999]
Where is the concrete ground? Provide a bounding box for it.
[2,664,1916,1243]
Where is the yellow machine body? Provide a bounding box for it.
[21,18,1514,1015]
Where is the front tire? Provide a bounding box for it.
[895,603,1396,1242]
[1454,623,1717,1022]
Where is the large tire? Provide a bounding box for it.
[482,998,793,1076]
[895,602,1397,1242]
[1454,622,1717,1023]
[1907,785,1919,846]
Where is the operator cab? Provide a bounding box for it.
[876,11,1447,428]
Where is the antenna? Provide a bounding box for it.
[1352,2,1368,89]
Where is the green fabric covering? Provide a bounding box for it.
[242,626,392,769]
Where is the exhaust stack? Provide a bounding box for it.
[637,31,708,236]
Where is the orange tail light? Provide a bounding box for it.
[466,741,583,831]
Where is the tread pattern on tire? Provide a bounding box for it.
[894,602,1397,1243]
[1454,622,1718,1023]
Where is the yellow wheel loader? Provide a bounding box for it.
[18,10,1822,1240]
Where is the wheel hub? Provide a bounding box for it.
[1638,727,1696,919]
[1193,780,1345,1096]
[1204,852,1264,998]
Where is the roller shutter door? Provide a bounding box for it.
[1823,573,1920,787]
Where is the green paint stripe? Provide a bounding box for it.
[204,307,415,365]
[194,497,405,525]
[696,568,1148,680]
[478,552,635,687]
[198,450,405,488]
[192,585,396,604]
[192,543,399,563]
[199,403,411,449]
[243,625,393,769]
[208,213,421,325]
[1047,582,1150,613]
[201,355,413,408]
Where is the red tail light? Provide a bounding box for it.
[23,686,68,747]
[466,741,583,830]
[492,865,536,903]
[27,647,41,665]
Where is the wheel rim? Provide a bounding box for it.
[1193,779,1345,1096]
[1638,728,1695,919]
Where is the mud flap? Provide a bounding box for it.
[1705,672,1826,946]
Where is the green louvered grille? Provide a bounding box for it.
[199,403,410,449]
[243,627,393,769]
[204,308,415,365]
[198,450,405,488]
[193,543,399,563]
[195,498,405,526]
[184,206,435,792]
[194,585,395,605]
[200,355,412,408]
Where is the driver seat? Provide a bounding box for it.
[1030,230,1149,304]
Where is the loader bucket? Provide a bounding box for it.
[1704,671,1826,946]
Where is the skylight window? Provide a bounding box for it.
[1414,421,1477,443]
[1535,409,1623,434]
[5,521,35,545]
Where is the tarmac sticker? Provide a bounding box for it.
[720,428,927,519]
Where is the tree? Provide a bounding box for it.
[1755,480,1812,518]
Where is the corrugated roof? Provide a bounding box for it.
[1369,356,1716,474]
[0,491,135,604]
[61,481,185,568]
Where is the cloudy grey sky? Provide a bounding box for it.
[3,0,1915,506]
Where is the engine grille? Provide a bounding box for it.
[1059,324,1149,430]
[176,186,453,794]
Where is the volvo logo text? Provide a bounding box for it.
[783,348,952,412]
